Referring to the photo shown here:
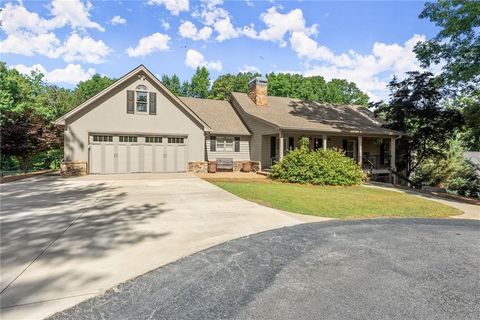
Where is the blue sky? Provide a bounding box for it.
[0,0,439,100]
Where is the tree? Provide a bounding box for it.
[371,71,463,178]
[325,79,370,105]
[189,67,210,98]
[72,74,116,106]
[414,0,480,85]
[161,74,181,95]
[209,72,259,100]
[266,73,369,105]
[0,108,61,171]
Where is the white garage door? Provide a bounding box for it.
[89,134,187,174]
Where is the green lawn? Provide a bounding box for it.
[211,180,463,219]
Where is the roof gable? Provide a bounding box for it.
[54,65,211,132]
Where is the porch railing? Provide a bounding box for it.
[362,155,390,170]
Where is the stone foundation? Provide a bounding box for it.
[60,161,87,176]
[188,161,208,173]
[190,160,260,173]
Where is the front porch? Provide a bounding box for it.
[262,131,398,179]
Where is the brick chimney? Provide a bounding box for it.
[248,77,268,106]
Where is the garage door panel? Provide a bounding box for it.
[154,146,165,172]
[144,145,153,172]
[117,145,128,173]
[176,145,186,172]
[90,144,102,174]
[90,134,187,174]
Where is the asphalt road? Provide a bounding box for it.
[50,219,480,320]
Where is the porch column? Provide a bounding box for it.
[391,137,397,184]
[358,136,363,167]
[279,132,284,160]
[322,134,327,150]
[390,137,396,171]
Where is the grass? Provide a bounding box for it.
[210,179,463,219]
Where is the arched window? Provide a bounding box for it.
[135,85,148,112]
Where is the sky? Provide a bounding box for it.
[0,0,440,101]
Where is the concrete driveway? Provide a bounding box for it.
[49,219,480,320]
[0,173,321,320]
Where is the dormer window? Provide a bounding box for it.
[136,85,148,112]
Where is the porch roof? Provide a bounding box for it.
[231,93,402,136]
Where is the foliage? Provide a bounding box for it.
[267,73,369,105]
[0,108,62,171]
[189,67,210,98]
[371,71,463,177]
[72,74,116,106]
[455,90,480,150]
[414,0,480,86]
[161,74,181,95]
[213,181,462,219]
[270,138,363,186]
[445,159,480,198]
[209,72,259,100]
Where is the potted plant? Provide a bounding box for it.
[242,161,252,172]
[208,161,217,173]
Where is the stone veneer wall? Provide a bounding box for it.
[60,161,87,176]
[189,161,261,173]
[247,83,267,106]
[188,161,208,173]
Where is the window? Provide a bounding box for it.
[135,85,148,113]
[119,136,138,143]
[92,135,113,142]
[145,136,162,143]
[168,137,184,144]
[216,137,234,151]
[288,137,294,150]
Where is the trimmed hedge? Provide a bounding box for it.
[270,138,363,186]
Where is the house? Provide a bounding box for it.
[55,65,402,176]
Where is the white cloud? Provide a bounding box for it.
[59,33,112,64]
[178,21,212,41]
[299,34,427,101]
[126,32,171,57]
[0,33,61,57]
[185,49,222,71]
[0,1,110,63]
[110,15,126,25]
[12,63,96,85]
[240,65,260,73]
[49,0,104,31]
[256,7,317,47]
[213,17,238,41]
[161,19,171,30]
[148,0,189,15]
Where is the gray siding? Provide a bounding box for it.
[65,74,205,164]
[205,135,250,161]
[230,98,277,169]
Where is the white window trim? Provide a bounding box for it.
[216,136,234,152]
[136,90,148,113]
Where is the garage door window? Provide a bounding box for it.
[119,136,138,143]
[145,136,162,143]
[168,137,184,144]
[93,135,113,142]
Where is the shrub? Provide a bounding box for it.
[446,159,480,198]
[270,138,363,186]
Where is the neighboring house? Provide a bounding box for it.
[55,65,402,176]
[464,152,480,176]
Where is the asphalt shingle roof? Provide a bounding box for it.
[180,97,250,135]
[231,92,402,136]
